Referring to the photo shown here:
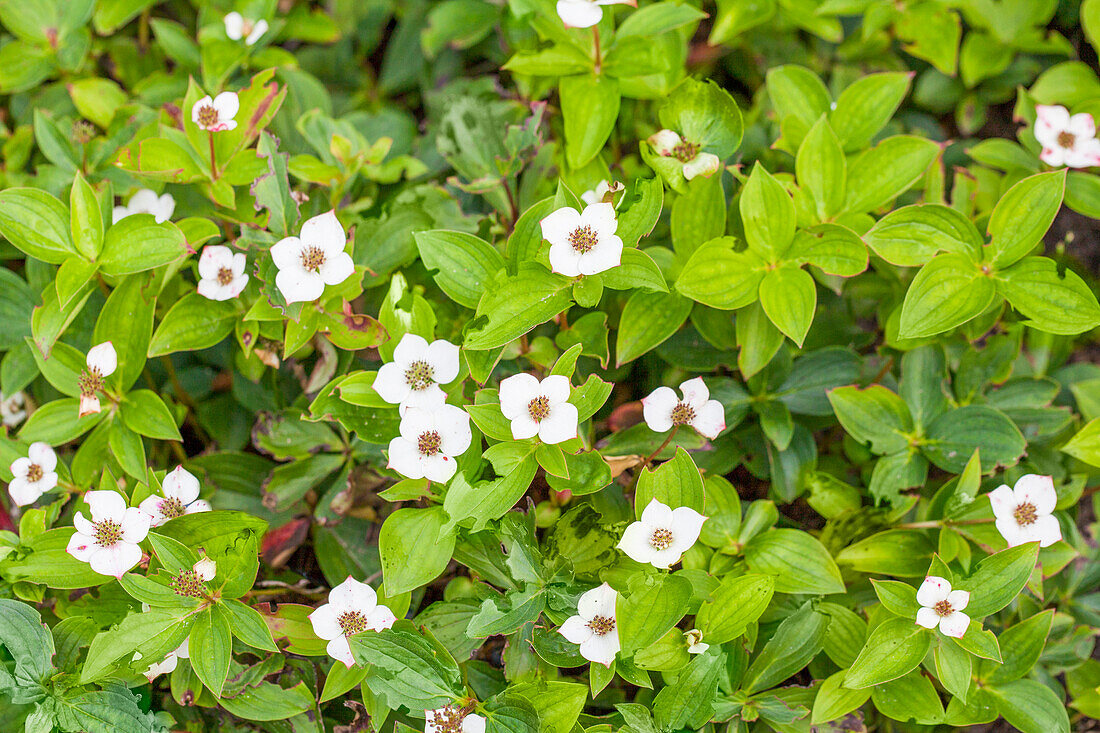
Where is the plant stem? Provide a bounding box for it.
[895,518,995,529]
[592,27,602,74]
[642,426,679,470]
[208,131,218,180]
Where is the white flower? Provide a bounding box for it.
[988,474,1062,548]
[191,92,239,132]
[194,556,217,581]
[373,334,460,413]
[558,582,620,667]
[66,490,151,578]
[425,705,486,733]
[270,211,355,303]
[555,0,635,28]
[1,391,26,427]
[641,377,725,440]
[78,342,117,418]
[140,639,189,682]
[580,179,623,205]
[649,129,721,180]
[309,576,397,668]
[224,12,268,45]
[196,245,249,301]
[541,202,623,277]
[138,466,212,527]
[1034,105,1100,168]
[617,499,706,569]
[684,629,708,654]
[498,373,578,445]
[915,576,970,638]
[387,405,471,483]
[112,189,175,224]
[7,442,58,506]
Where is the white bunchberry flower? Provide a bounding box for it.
[498,373,578,445]
[196,245,249,301]
[270,211,354,304]
[167,558,217,599]
[541,202,623,277]
[988,474,1062,548]
[112,189,175,224]
[580,179,623,205]
[1,391,26,427]
[387,405,472,483]
[558,582,620,667]
[555,0,635,28]
[7,442,58,506]
[641,377,726,440]
[373,334,460,414]
[684,629,708,654]
[617,499,707,569]
[67,490,151,578]
[1034,105,1100,168]
[140,639,189,682]
[192,92,239,132]
[649,129,721,180]
[138,466,212,527]
[224,12,268,45]
[78,342,117,418]
[915,576,970,638]
[425,705,486,733]
[309,576,397,667]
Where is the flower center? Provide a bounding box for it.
[568,225,598,254]
[1013,502,1038,527]
[670,402,696,426]
[337,610,369,636]
[670,140,700,163]
[650,528,674,550]
[429,705,465,733]
[242,19,254,35]
[1057,131,1076,148]
[78,368,104,396]
[528,395,550,421]
[159,497,186,520]
[170,568,205,597]
[300,245,326,272]
[71,119,95,144]
[25,463,43,483]
[197,105,219,128]
[93,519,123,548]
[216,266,235,286]
[404,360,434,391]
[933,600,954,617]
[418,430,442,457]
[587,615,615,636]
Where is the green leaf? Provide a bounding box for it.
[670,174,726,259]
[601,247,668,292]
[764,64,831,150]
[786,224,867,276]
[865,204,983,266]
[658,77,743,158]
[987,170,1066,267]
[617,573,693,654]
[0,598,54,684]
[251,130,300,238]
[69,172,103,260]
[615,291,691,366]
[871,668,945,724]
[54,685,154,733]
[465,264,572,350]
[741,601,827,694]
[98,215,187,276]
[985,679,1070,733]
[350,621,463,710]
[743,529,845,595]
[812,670,871,725]
[81,607,194,683]
[843,135,939,214]
[675,239,766,309]
[740,164,795,262]
[796,116,846,220]
[871,579,920,617]
[443,454,538,531]
[844,617,932,689]
[1063,417,1100,467]
[120,390,181,441]
[93,273,155,392]
[696,574,774,644]
[221,599,280,653]
[758,266,816,346]
[634,447,705,517]
[148,293,238,356]
[414,230,506,309]
[561,74,620,169]
[838,530,935,577]
[935,637,973,702]
[652,650,723,730]
[923,405,1025,473]
[0,188,75,264]
[218,680,315,721]
[994,256,1100,335]
[898,253,996,338]
[188,604,233,697]
[957,543,1039,618]
[380,507,457,595]
[828,72,911,151]
[982,610,1053,685]
[827,385,913,454]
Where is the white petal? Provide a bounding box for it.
[330,576,377,613]
[185,499,211,514]
[558,615,594,644]
[372,363,411,405]
[421,454,458,483]
[691,401,726,439]
[581,189,598,205]
[580,629,619,666]
[89,542,142,577]
[401,385,447,413]
[425,340,460,385]
[399,408,435,443]
[996,516,1029,547]
[309,603,342,640]
[1067,112,1097,139]
[540,207,582,245]
[192,96,213,123]
[987,485,1016,520]
[121,508,152,543]
[538,402,578,444]
[67,531,96,561]
[435,405,472,456]
[28,442,56,472]
[276,268,325,304]
[642,387,678,432]
[198,279,234,301]
[301,211,346,253]
[138,496,166,527]
[462,714,486,733]
[246,19,268,45]
[946,590,970,612]
[153,194,175,223]
[112,206,129,223]
[194,557,217,581]
[649,129,682,156]
[1064,146,1099,169]
[86,342,117,376]
[577,235,622,275]
[319,252,355,286]
[73,512,95,535]
[557,0,603,27]
[915,607,940,629]
[540,375,572,404]
[1029,514,1062,548]
[679,377,710,406]
[78,394,101,418]
[198,245,231,280]
[578,582,617,619]
[1014,474,1056,515]
[646,545,684,569]
[916,576,951,606]
[617,521,658,565]
[640,499,673,526]
[1039,146,1066,167]
[366,604,396,631]
[579,202,617,237]
[1034,105,1070,146]
[212,91,239,122]
[327,636,356,667]
[387,437,425,479]
[548,241,584,277]
[392,333,430,366]
[224,12,244,39]
[508,413,540,440]
[271,237,304,270]
[499,373,540,419]
[938,612,969,638]
[10,456,30,479]
[684,152,720,180]
[8,477,42,506]
[163,466,201,504]
[669,507,707,547]
[86,490,127,522]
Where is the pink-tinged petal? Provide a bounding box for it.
[78,394,101,418]
[392,333,430,366]
[538,402,578,444]
[578,582,617,619]
[366,604,397,631]
[596,0,636,5]
[425,340,460,384]
[683,152,720,180]
[579,202,617,237]
[915,607,940,629]
[89,542,142,577]
[86,342,117,376]
[185,499,211,514]
[1014,474,1056,515]
[1067,112,1097,139]
[540,375,572,405]
[540,207,582,245]
[995,516,1029,547]
[8,477,42,506]
[499,373,541,419]
[1029,514,1062,548]
[916,576,951,606]
[198,245,229,280]
[86,489,127,522]
[28,442,56,471]
[326,636,356,668]
[275,268,325,304]
[1035,105,1070,137]
[640,498,673,526]
[10,456,31,478]
[138,496,165,526]
[421,454,458,483]
[679,377,710,407]
[330,576,378,613]
[987,485,1017,520]
[617,521,658,565]
[946,589,970,612]
[319,252,355,286]
[301,210,346,253]
[192,96,213,123]
[121,507,152,542]
[938,611,969,638]
[642,386,678,432]
[67,531,97,561]
[649,129,682,156]
[691,400,726,440]
[548,241,583,277]
[163,466,201,504]
[1039,146,1066,167]
[580,629,619,666]
[212,91,239,122]
[387,437,425,480]
[508,413,540,440]
[577,235,622,275]
[372,362,412,405]
[309,603,342,640]
[462,714,486,733]
[1064,146,1099,169]
[270,237,304,270]
[557,615,592,644]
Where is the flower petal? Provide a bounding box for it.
[995,516,1029,547]
[198,245,230,280]
[372,362,411,405]
[617,521,657,565]
[224,12,244,39]
[67,531,96,561]
[163,466,201,504]
[578,582,617,619]
[579,202,617,237]
[276,268,325,303]
[309,603,341,640]
[577,235,622,275]
[987,484,1016,520]
[946,590,970,612]
[212,91,239,122]
[538,402,578,444]
[1014,474,1056,515]
[916,576,951,607]
[387,437,425,479]
[548,241,583,277]
[915,606,939,629]
[319,252,355,286]
[436,405,472,456]
[392,333,429,366]
[86,489,127,522]
[540,207,582,245]
[28,442,56,472]
[558,615,593,644]
[684,152,720,180]
[1029,514,1062,548]
[329,576,377,613]
[89,542,142,577]
[7,477,42,506]
[669,506,707,548]
[366,604,397,631]
[640,498,673,526]
[301,211,346,252]
[508,413,540,440]
[691,401,726,440]
[270,237,304,270]
[540,375,572,405]
[557,0,603,28]
[499,373,540,419]
[86,342,117,376]
[642,387,678,432]
[938,611,969,639]
[421,454,458,483]
[192,96,213,123]
[1067,112,1097,139]
[580,629,619,666]
[121,508,152,543]
[326,636,356,667]
[425,340,460,385]
[649,129,682,156]
[679,377,710,407]
[462,714,487,733]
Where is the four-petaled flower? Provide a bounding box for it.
[541,202,624,277]
[138,466,212,527]
[140,639,189,682]
[988,474,1062,548]
[169,557,217,598]
[192,92,239,132]
[78,342,117,418]
[197,245,249,301]
[617,498,707,569]
[424,704,486,733]
[387,404,472,483]
[112,189,175,224]
[309,576,397,667]
[581,179,623,205]
[1034,105,1100,169]
[555,0,636,28]
[915,576,970,638]
[373,334,460,414]
[224,12,268,45]
[1,391,26,427]
[649,129,720,181]
[558,582,621,666]
[498,373,579,445]
[271,210,355,303]
[642,377,725,440]
[8,442,58,506]
[67,490,151,578]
